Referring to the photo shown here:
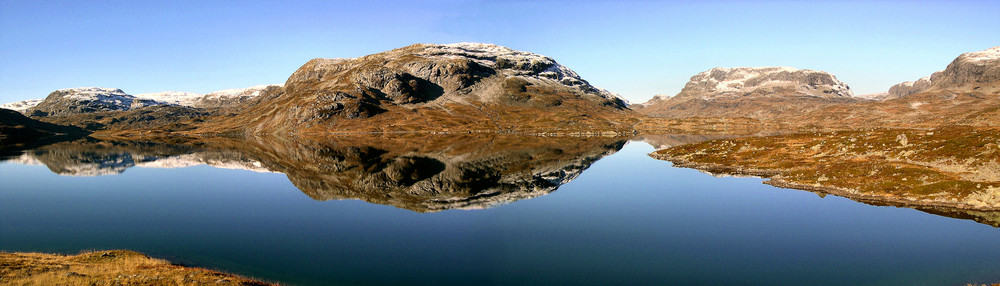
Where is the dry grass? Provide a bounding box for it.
[0,250,273,286]
[653,127,1000,212]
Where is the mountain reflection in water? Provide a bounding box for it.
[2,135,625,213]
[4,134,1000,226]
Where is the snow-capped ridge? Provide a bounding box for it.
[680,66,854,99]
[24,84,282,116]
[885,46,1000,99]
[417,43,618,100]
[204,84,282,99]
[958,46,1000,62]
[0,99,43,113]
[134,91,205,106]
[55,87,131,102]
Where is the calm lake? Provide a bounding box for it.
[1,135,998,285]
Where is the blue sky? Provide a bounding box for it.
[1,0,997,104]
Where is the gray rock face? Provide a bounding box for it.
[220,42,635,134]
[282,42,626,109]
[672,66,854,100]
[929,47,1000,92]
[886,46,1000,99]
[887,76,934,100]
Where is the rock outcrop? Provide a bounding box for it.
[887,46,1000,99]
[886,76,933,100]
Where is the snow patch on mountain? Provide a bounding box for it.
[960,46,1000,62]
[203,84,282,100]
[135,153,274,173]
[134,91,205,106]
[636,94,671,107]
[885,46,1000,99]
[684,67,854,99]
[0,99,42,113]
[419,43,620,101]
[57,87,139,111]
[666,66,855,101]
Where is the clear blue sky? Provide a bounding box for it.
[1,0,997,104]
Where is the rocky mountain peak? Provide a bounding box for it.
[418,43,585,86]
[676,66,854,100]
[887,46,1000,99]
[886,76,933,100]
[28,87,162,117]
[285,43,623,106]
[956,46,1000,63]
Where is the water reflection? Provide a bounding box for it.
[2,135,625,212]
[4,134,999,226]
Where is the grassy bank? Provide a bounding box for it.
[652,127,1000,212]
[0,250,273,285]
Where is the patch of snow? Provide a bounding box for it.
[54,87,141,111]
[596,88,629,104]
[203,84,282,100]
[134,91,205,106]
[420,43,617,100]
[0,99,43,113]
[4,153,44,165]
[135,153,274,173]
[960,46,1000,62]
[690,66,853,97]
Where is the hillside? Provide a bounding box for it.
[0,108,88,147]
[193,43,637,135]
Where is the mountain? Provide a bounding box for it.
[12,85,284,133]
[132,84,283,108]
[133,91,205,107]
[887,46,1000,99]
[0,99,42,113]
[194,84,282,108]
[26,87,164,117]
[635,67,860,119]
[797,46,1000,128]
[196,43,636,134]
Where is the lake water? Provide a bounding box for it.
[1,135,998,285]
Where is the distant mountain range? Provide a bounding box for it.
[634,46,1000,128]
[2,43,637,137]
[1,44,998,141]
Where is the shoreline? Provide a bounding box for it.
[0,250,274,285]
[652,153,1000,212]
